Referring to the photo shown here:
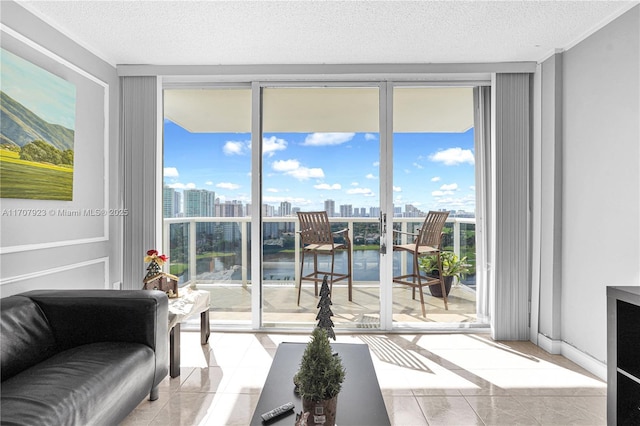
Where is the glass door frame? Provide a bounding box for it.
[162,77,491,332]
[252,80,388,330]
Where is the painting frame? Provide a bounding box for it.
[0,26,111,254]
[1,46,77,201]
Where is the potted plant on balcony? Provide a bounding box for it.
[418,251,471,298]
[294,327,345,426]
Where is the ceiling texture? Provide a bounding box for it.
[15,0,639,67]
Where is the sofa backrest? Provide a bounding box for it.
[1,295,58,381]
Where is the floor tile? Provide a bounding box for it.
[122,330,608,426]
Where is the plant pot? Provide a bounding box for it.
[302,395,338,426]
[428,275,453,298]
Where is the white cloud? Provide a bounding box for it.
[314,183,341,190]
[347,187,375,197]
[431,176,441,182]
[372,161,380,167]
[351,182,359,186]
[272,159,300,172]
[432,190,445,197]
[164,167,179,178]
[216,182,240,190]
[413,162,424,169]
[263,136,287,157]
[205,181,213,186]
[393,186,402,192]
[288,167,324,180]
[440,183,459,191]
[266,188,279,193]
[365,173,377,179]
[429,147,474,166]
[302,132,355,146]
[364,133,377,141]
[223,140,246,155]
[167,182,196,190]
[434,195,476,209]
[272,159,324,181]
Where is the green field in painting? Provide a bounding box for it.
[0,158,73,200]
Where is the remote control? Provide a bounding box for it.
[260,401,294,422]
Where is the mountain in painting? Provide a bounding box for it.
[0,91,74,151]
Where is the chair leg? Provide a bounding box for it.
[329,250,335,296]
[313,252,319,296]
[415,254,426,317]
[437,252,449,311]
[347,246,352,302]
[297,249,305,305]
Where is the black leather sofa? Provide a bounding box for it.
[0,290,168,425]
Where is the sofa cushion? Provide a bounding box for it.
[0,342,156,426]
[0,296,57,381]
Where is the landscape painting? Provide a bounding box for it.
[0,47,76,200]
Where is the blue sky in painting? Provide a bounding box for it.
[1,48,76,130]
[163,119,475,214]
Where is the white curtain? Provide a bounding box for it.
[120,76,160,289]
[491,73,532,340]
[473,86,492,324]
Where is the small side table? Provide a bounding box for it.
[167,288,211,378]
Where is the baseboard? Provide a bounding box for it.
[537,333,607,381]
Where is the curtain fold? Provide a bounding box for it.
[491,73,531,340]
[120,76,159,289]
[473,86,492,324]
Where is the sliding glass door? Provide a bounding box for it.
[391,86,478,325]
[162,82,482,330]
[260,86,382,329]
[163,87,253,326]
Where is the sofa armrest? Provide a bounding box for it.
[22,290,168,387]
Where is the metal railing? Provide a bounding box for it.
[163,216,476,287]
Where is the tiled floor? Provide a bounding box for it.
[205,282,478,326]
[121,331,607,426]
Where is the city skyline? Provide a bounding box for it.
[163,119,476,216]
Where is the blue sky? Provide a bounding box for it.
[164,119,475,214]
[1,48,76,130]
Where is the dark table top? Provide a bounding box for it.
[250,342,390,426]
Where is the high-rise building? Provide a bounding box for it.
[324,199,335,217]
[262,204,275,217]
[163,186,176,218]
[216,200,244,217]
[183,189,216,217]
[339,204,353,217]
[369,206,380,219]
[404,204,424,217]
[279,201,292,217]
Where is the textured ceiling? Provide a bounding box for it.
[15,0,638,66]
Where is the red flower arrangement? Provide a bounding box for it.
[144,249,168,266]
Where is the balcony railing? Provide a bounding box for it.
[163,216,476,289]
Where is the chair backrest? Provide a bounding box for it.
[297,211,333,245]
[416,211,450,248]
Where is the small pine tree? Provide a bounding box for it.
[316,275,336,340]
[296,327,345,401]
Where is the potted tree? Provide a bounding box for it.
[294,327,345,426]
[418,251,471,298]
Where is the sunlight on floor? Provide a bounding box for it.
[123,331,607,426]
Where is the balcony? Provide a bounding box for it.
[163,216,478,328]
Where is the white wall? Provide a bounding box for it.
[537,5,639,375]
[0,1,121,296]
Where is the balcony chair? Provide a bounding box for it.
[393,210,450,317]
[296,211,352,305]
